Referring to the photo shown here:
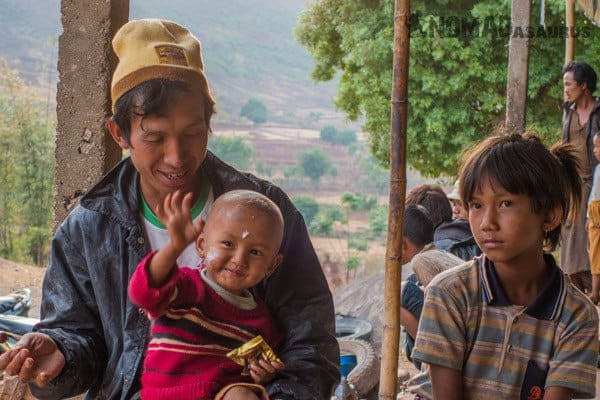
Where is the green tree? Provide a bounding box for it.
[292,195,320,226]
[309,204,348,235]
[323,204,348,224]
[336,130,357,146]
[255,161,273,177]
[340,192,377,211]
[345,253,361,281]
[360,154,389,196]
[348,234,369,251]
[297,147,335,186]
[0,91,18,259]
[320,125,357,145]
[368,205,389,237]
[296,0,600,176]
[208,135,254,170]
[16,108,54,265]
[240,98,268,124]
[308,213,335,235]
[0,59,54,265]
[320,125,338,142]
[308,111,323,124]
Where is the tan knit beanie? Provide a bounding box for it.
[111,19,216,110]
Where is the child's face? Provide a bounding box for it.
[593,135,600,162]
[449,198,468,220]
[198,203,282,296]
[468,177,552,271]
[111,90,209,208]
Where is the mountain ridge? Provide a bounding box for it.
[0,0,343,125]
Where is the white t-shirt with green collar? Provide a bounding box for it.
[141,182,213,268]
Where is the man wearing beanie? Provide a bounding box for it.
[0,19,338,400]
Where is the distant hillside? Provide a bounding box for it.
[0,0,345,126]
[0,1,60,83]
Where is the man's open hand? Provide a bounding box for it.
[0,332,65,387]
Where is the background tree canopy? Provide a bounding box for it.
[297,147,336,186]
[0,60,54,265]
[208,135,254,170]
[240,98,268,124]
[296,0,600,177]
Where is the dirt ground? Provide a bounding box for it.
[0,258,45,319]
[0,258,44,399]
[2,258,600,400]
[0,257,416,398]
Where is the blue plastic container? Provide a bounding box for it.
[339,353,357,377]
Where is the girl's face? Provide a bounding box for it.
[467,176,558,272]
[593,135,600,162]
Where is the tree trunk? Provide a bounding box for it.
[505,0,531,134]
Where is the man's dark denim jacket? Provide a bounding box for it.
[32,152,339,400]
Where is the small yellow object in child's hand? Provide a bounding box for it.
[227,335,280,376]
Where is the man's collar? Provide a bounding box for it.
[479,254,565,320]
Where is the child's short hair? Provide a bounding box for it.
[110,19,216,144]
[403,204,434,246]
[459,132,582,251]
[213,190,285,247]
[406,184,452,227]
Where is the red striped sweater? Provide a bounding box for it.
[128,252,283,400]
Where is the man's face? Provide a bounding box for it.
[113,90,209,209]
[563,71,586,103]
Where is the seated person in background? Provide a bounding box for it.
[400,204,464,369]
[411,133,599,399]
[446,180,468,220]
[406,184,480,261]
[128,189,285,400]
[406,184,451,228]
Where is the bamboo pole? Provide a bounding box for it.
[378,0,409,398]
[565,0,575,64]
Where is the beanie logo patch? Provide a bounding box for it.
[155,45,188,67]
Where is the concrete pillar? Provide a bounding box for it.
[54,0,129,229]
